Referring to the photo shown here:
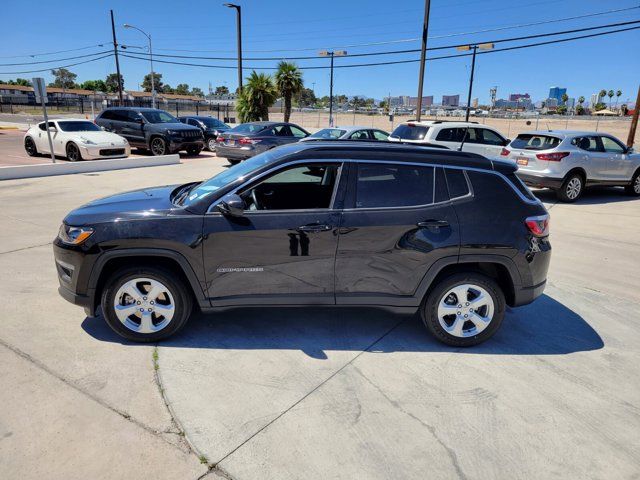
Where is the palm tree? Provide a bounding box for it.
[561,93,569,114]
[576,96,585,115]
[607,90,614,109]
[578,95,585,106]
[598,89,606,105]
[275,61,303,123]
[236,71,278,123]
[615,90,622,111]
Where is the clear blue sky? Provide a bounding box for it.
[1,0,638,104]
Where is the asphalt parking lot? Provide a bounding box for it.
[0,157,639,479]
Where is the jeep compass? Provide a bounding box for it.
[54,142,551,347]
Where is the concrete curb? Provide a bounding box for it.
[0,154,181,180]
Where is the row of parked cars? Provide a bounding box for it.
[24,106,640,202]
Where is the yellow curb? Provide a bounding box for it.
[0,126,19,130]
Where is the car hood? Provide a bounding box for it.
[71,130,128,145]
[64,185,180,225]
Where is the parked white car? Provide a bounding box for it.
[388,121,509,157]
[24,119,130,161]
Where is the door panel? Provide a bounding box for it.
[202,211,340,305]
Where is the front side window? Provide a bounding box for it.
[355,163,434,208]
[241,163,340,211]
[289,126,308,138]
[479,128,506,146]
[371,130,389,141]
[600,136,625,153]
[349,130,370,140]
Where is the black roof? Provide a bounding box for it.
[275,141,516,173]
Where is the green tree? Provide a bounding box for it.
[561,93,568,105]
[615,90,622,110]
[163,84,174,94]
[575,105,584,115]
[297,87,316,107]
[175,83,190,95]
[142,72,163,93]
[6,78,31,86]
[80,80,107,92]
[50,68,77,89]
[214,85,229,95]
[594,102,606,111]
[557,105,567,115]
[275,61,303,122]
[105,73,124,93]
[598,89,607,105]
[607,90,614,109]
[236,71,277,123]
[191,87,204,97]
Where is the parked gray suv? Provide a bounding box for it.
[95,107,204,156]
[501,130,640,202]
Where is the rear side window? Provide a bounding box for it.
[444,168,470,199]
[505,172,536,201]
[572,136,600,152]
[389,124,429,140]
[355,163,434,208]
[99,110,115,120]
[511,134,561,150]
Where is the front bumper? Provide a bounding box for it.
[53,240,97,316]
[516,172,564,189]
[168,138,204,152]
[79,144,131,160]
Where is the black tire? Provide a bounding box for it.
[66,142,82,162]
[186,145,203,156]
[624,169,640,196]
[556,172,584,202]
[228,158,241,165]
[206,138,217,151]
[24,136,38,156]
[420,272,505,347]
[150,137,167,156]
[101,266,193,342]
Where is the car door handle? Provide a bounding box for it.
[417,220,449,229]
[297,224,332,233]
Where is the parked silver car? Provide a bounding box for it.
[501,130,640,202]
[300,125,389,142]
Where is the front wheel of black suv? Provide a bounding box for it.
[186,146,202,156]
[101,266,193,342]
[557,172,584,202]
[421,273,505,347]
[624,170,640,196]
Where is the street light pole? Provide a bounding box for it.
[319,50,346,127]
[415,0,431,122]
[224,4,243,93]
[457,43,494,122]
[124,24,155,108]
[110,10,124,105]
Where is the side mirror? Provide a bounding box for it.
[48,126,57,132]
[217,193,245,217]
[625,146,634,154]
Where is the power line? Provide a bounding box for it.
[0,54,114,75]
[118,25,640,71]
[0,43,111,59]
[125,19,640,61]
[0,50,113,67]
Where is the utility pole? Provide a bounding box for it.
[415,0,431,122]
[319,50,346,127]
[224,4,243,93]
[110,10,124,105]
[457,43,494,122]
[626,83,640,148]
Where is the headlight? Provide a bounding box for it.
[122,138,129,144]
[58,224,94,245]
[79,138,97,145]
[167,130,180,136]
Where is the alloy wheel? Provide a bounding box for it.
[25,138,37,155]
[151,138,166,156]
[437,284,495,338]
[113,277,175,334]
[566,177,582,200]
[634,175,640,194]
[208,138,216,151]
[66,144,79,161]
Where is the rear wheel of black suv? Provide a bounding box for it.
[421,273,505,347]
[150,137,167,156]
[101,266,193,342]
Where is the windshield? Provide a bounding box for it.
[230,123,268,134]
[309,128,346,139]
[57,121,101,132]
[511,134,561,150]
[389,124,429,140]
[181,150,279,206]
[200,118,228,129]
[141,110,179,124]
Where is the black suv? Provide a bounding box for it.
[54,142,551,346]
[95,107,204,156]
[177,115,230,151]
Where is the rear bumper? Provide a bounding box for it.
[216,145,256,160]
[512,280,546,307]
[516,172,564,189]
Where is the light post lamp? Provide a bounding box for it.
[319,50,346,127]
[224,3,243,93]
[124,23,156,108]
[457,42,494,122]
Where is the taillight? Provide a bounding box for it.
[216,137,224,143]
[525,214,549,237]
[536,152,570,162]
[238,137,261,145]
[500,148,510,156]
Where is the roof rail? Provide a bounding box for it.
[430,120,479,124]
